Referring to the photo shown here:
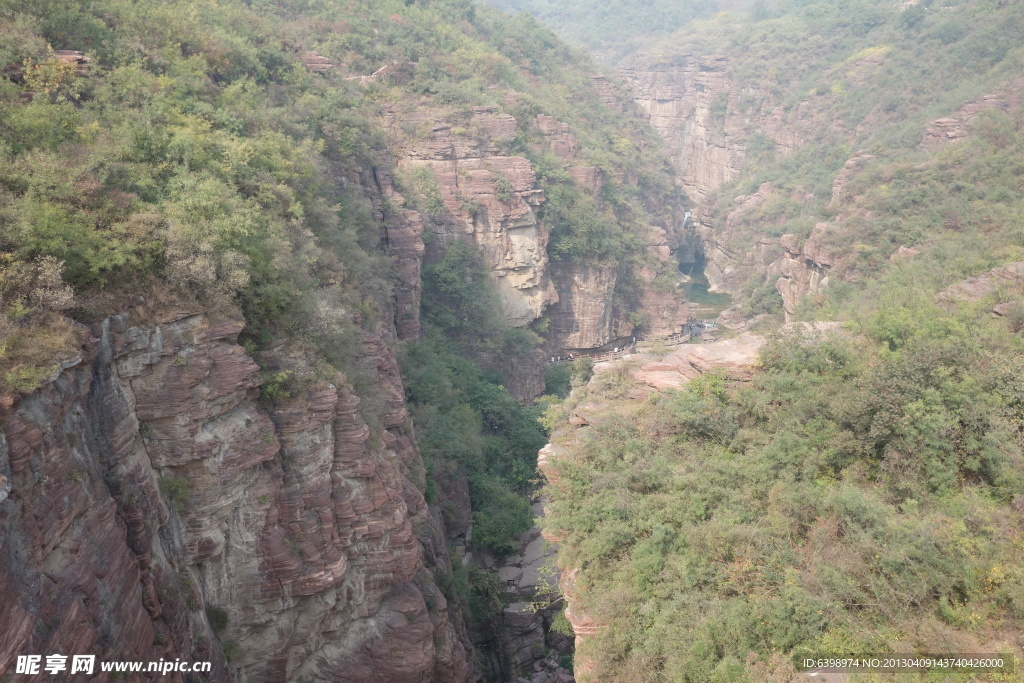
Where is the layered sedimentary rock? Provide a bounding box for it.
[377,168,426,342]
[501,603,547,678]
[616,52,838,313]
[693,196,836,321]
[635,226,690,337]
[0,310,473,682]
[495,502,573,683]
[567,167,604,204]
[547,264,619,350]
[624,49,1023,319]
[388,105,689,360]
[687,172,835,316]
[775,223,836,322]
[547,247,686,352]
[620,54,802,201]
[536,115,580,162]
[388,106,557,329]
[472,347,548,403]
[0,313,233,681]
[383,101,691,369]
[621,54,742,199]
[587,75,624,113]
[939,262,1024,311]
[830,150,875,204]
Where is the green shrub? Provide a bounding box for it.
[493,174,515,202]
[159,476,191,513]
[541,287,1024,678]
[206,605,229,635]
[545,363,572,397]
[260,371,293,403]
[550,609,574,637]
[221,640,241,663]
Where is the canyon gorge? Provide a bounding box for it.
[4,0,1024,680]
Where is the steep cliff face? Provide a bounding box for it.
[378,169,427,343]
[620,54,802,202]
[388,106,557,330]
[387,104,689,359]
[617,15,1024,316]
[690,183,837,320]
[692,183,780,295]
[636,225,694,337]
[547,264,619,349]
[535,112,689,350]
[0,308,473,682]
[775,225,836,322]
[0,314,230,680]
[618,53,806,301]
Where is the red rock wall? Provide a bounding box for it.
[377,168,426,342]
[0,311,474,682]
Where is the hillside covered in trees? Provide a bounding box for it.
[4,0,1024,680]
[530,0,1024,680]
[0,0,686,680]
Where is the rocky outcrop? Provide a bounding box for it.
[635,226,690,337]
[616,52,823,309]
[547,264,619,350]
[300,51,333,73]
[775,223,836,322]
[0,314,234,681]
[939,262,1024,310]
[830,150,875,204]
[501,603,547,677]
[620,55,742,200]
[386,104,689,362]
[567,166,603,195]
[587,75,624,113]
[536,115,580,162]
[695,183,782,295]
[624,332,765,393]
[890,245,920,262]
[502,602,574,683]
[473,347,548,403]
[0,310,474,682]
[536,112,687,348]
[690,177,835,318]
[620,55,803,200]
[558,567,602,680]
[922,81,1024,145]
[494,501,573,683]
[389,106,558,329]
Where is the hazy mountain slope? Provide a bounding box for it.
[533,1,1024,680]
[0,0,691,679]
[481,0,723,63]
[617,0,1024,317]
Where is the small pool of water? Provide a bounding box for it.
[679,254,733,319]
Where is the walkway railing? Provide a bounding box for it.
[546,331,695,365]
